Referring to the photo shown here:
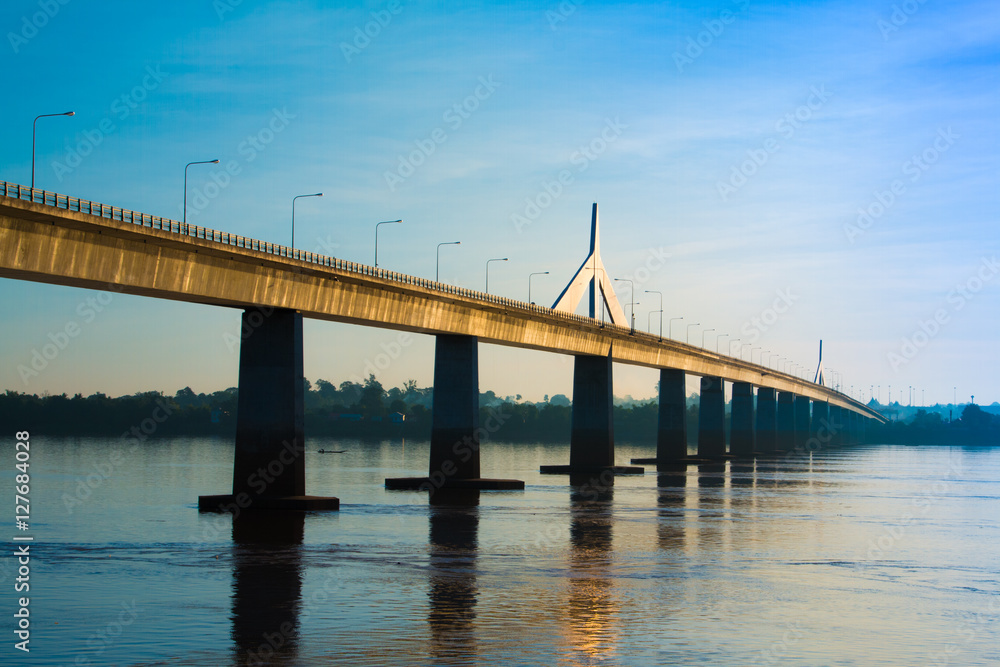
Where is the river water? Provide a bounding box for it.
[1,437,997,666]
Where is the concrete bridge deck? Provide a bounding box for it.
[0,181,882,421]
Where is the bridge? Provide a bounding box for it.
[0,181,886,510]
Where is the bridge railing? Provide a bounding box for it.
[0,180,641,333]
[2,180,866,406]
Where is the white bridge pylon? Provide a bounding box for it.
[814,340,826,386]
[551,203,628,325]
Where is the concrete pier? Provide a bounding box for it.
[812,401,830,449]
[632,368,688,464]
[756,387,777,454]
[828,405,843,447]
[387,335,524,492]
[542,352,642,475]
[697,376,727,459]
[200,308,339,512]
[730,382,755,458]
[776,391,795,453]
[794,396,811,452]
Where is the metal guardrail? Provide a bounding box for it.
[2,179,876,415]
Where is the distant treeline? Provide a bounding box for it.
[2,378,996,445]
[868,405,1000,445]
[0,375,699,444]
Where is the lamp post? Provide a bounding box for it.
[729,338,741,357]
[436,241,461,282]
[669,317,683,339]
[32,111,75,189]
[374,219,402,267]
[648,309,662,335]
[717,334,729,354]
[291,192,323,249]
[686,322,700,345]
[528,271,549,304]
[751,346,761,363]
[486,258,508,294]
[614,278,635,332]
[645,290,663,340]
[183,159,220,231]
[702,327,715,348]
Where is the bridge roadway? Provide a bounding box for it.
[0,182,885,509]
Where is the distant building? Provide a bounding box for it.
[333,413,363,422]
[390,412,406,424]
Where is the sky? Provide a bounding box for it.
[1,0,997,406]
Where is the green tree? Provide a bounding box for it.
[359,374,385,418]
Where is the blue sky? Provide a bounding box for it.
[1,0,997,405]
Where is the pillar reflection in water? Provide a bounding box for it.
[656,464,688,552]
[230,511,304,667]
[427,488,480,664]
[564,472,617,662]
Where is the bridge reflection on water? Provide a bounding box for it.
[224,461,831,666]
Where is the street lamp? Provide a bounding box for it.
[291,192,323,249]
[645,290,663,340]
[717,334,729,354]
[702,328,715,348]
[183,159,220,231]
[729,338,741,357]
[374,219,402,267]
[436,241,460,282]
[486,258,508,294]
[614,278,635,332]
[528,271,549,304]
[751,346,761,363]
[669,317,683,339]
[32,111,75,189]
[686,322,700,345]
[648,309,662,335]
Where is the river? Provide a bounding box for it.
[1,437,997,666]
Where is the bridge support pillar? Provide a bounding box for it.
[828,405,844,447]
[199,308,339,512]
[812,401,830,451]
[730,382,755,458]
[542,351,642,475]
[755,387,777,454]
[697,376,727,459]
[632,368,688,465]
[388,335,524,493]
[794,396,811,453]
[776,392,795,452]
